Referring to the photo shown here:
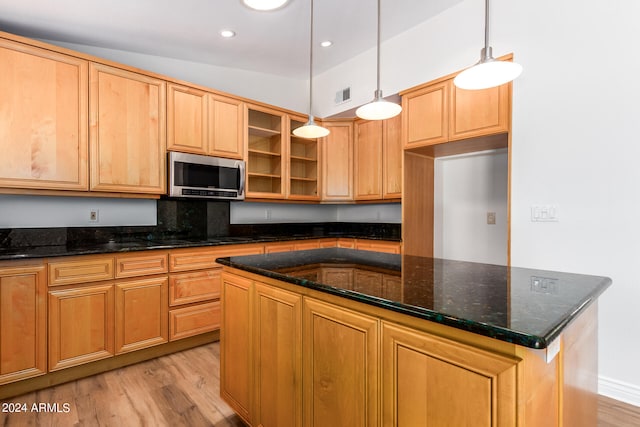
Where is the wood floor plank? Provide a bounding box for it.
[2,341,637,426]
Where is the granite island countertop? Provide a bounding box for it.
[215,247,611,349]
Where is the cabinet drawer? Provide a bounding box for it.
[48,256,114,286]
[355,240,401,254]
[115,252,168,278]
[170,244,264,272]
[169,269,221,306]
[170,249,220,272]
[169,301,220,341]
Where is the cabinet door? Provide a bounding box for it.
[354,120,383,200]
[246,105,286,199]
[48,283,115,371]
[209,94,244,159]
[321,121,353,201]
[382,114,402,199]
[0,264,46,385]
[0,39,88,191]
[303,298,379,427]
[89,63,166,194]
[221,272,253,425]
[289,117,320,200]
[355,240,401,254]
[254,282,302,427]
[167,83,208,154]
[449,83,510,141]
[402,81,449,149]
[382,322,517,426]
[115,276,168,354]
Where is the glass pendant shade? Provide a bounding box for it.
[292,118,330,138]
[454,47,523,90]
[453,0,522,90]
[242,0,289,11]
[355,90,402,121]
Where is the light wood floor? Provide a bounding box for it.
[1,342,639,426]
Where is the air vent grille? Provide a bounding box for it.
[335,87,351,104]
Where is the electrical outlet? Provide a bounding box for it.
[89,209,99,223]
[487,212,496,225]
[531,205,559,222]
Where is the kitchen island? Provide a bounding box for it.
[217,248,611,427]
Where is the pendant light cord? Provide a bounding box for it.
[484,0,489,51]
[308,0,314,120]
[376,0,381,94]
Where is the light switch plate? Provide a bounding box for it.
[531,205,559,222]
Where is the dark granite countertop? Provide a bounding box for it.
[0,233,399,261]
[215,248,611,349]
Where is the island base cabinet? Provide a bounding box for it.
[382,322,518,426]
[303,298,379,427]
[221,273,253,425]
[254,283,302,427]
[0,264,46,385]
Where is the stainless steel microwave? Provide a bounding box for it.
[168,152,245,200]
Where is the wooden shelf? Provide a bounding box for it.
[248,148,281,157]
[290,176,317,182]
[248,172,282,179]
[290,155,317,162]
[248,125,281,138]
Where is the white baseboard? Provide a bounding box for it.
[599,375,640,407]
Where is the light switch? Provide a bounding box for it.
[531,205,559,222]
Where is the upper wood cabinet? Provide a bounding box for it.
[0,262,47,385]
[354,115,402,201]
[89,63,166,194]
[0,38,89,191]
[354,120,383,200]
[449,82,510,142]
[289,116,320,201]
[320,120,354,202]
[402,81,449,149]
[401,74,511,150]
[245,104,286,199]
[167,83,244,159]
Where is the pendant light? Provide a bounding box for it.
[453,0,522,90]
[355,0,402,121]
[292,0,330,139]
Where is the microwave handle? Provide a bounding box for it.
[238,161,246,196]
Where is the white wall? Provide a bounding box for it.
[230,202,401,224]
[434,149,508,265]
[0,195,156,228]
[46,40,307,113]
[315,0,640,404]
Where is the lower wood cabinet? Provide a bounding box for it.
[48,283,115,371]
[303,297,379,427]
[381,322,517,426]
[115,276,168,354]
[254,282,302,427]
[221,272,253,425]
[169,301,220,341]
[0,263,47,385]
[220,269,530,427]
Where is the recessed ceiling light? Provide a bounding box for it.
[220,29,236,38]
[242,0,289,11]
[320,40,333,48]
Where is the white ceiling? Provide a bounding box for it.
[0,0,462,79]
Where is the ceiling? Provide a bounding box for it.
[0,0,462,80]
